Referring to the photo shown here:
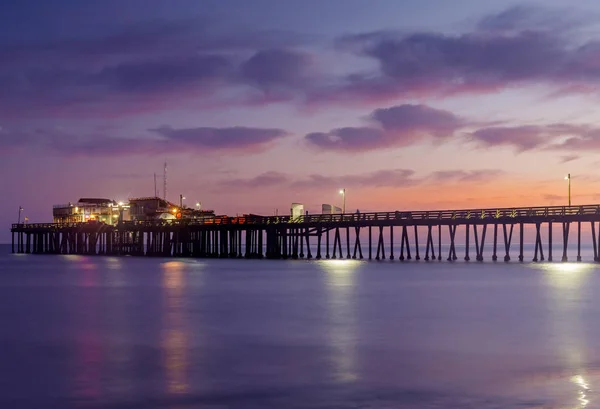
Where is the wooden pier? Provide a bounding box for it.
[10,204,600,262]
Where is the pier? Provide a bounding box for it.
[10,204,600,262]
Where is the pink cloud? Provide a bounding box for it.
[305,104,464,152]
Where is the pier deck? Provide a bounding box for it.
[11,204,600,262]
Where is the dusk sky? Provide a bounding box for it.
[4,0,600,240]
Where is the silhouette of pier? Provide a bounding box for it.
[11,204,600,262]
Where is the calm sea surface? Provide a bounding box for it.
[1,244,600,408]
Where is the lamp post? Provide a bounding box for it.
[196,202,201,211]
[339,189,346,214]
[17,206,23,224]
[565,174,571,206]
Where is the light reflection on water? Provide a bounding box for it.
[161,261,190,395]
[573,374,590,408]
[319,259,360,383]
[539,263,593,408]
[74,266,102,400]
[105,257,122,271]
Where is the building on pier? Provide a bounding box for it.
[53,198,123,224]
[128,196,215,222]
[52,196,216,225]
[322,204,342,214]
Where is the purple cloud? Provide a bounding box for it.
[150,125,288,151]
[5,6,600,120]
[0,17,314,119]
[428,170,505,183]
[305,127,387,152]
[217,168,504,190]
[304,100,600,154]
[477,6,583,33]
[548,132,600,151]
[305,104,463,152]
[470,126,551,151]
[316,7,600,104]
[241,49,314,95]
[293,169,418,189]
[373,104,464,135]
[222,171,290,188]
[0,19,312,70]
[95,55,233,93]
[0,125,289,156]
[329,31,563,101]
[218,169,417,190]
[470,123,600,152]
[559,154,580,163]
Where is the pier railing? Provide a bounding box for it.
[12,204,600,230]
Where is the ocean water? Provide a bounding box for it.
[1,244,600,408]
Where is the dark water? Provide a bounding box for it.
[1,245,599,408]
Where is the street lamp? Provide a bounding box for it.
[565,174,571,206]
[17,206,23,224]
[339,189,346,214]
[196,202,201,210]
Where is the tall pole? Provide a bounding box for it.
[568,173,571,207]
[17,206,23,224]
[163,161,167,202]
[339,189,346,214]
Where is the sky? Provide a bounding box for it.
[4,0,600,241]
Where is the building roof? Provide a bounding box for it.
[128,196,177,207]
[78,198,114,205]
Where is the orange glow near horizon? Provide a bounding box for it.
[344,179,600,213]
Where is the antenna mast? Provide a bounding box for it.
[163,161,167,201]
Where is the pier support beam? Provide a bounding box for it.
[548,222,553,262]
[368,226,372,260]
[519,223,524,262]
[437,225,442,261]
[414,225,420,261]
[473,224,487,262]
[400,226,411,261]
[562,222,570,262]
[389,226,394,260]
[447,225,457,261]
[492,223,498,261]
[425,225,435,261]
[326,228,330,259]
[346,227,351,259]
[533,222,544,262]
[353,226,363,259]
[503,224,514,262]
[316,227,322,260]
[592,222,598,262]
[464,224,470,261]
[577,221,582,262]
[375,226,385,260]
